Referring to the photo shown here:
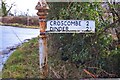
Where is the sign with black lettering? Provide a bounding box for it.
[46,20,95,33]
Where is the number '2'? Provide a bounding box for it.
[86,21,89,31]
[86,21,89,26]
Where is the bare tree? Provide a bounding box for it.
[1,0,15,17]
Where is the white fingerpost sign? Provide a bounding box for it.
[46,20,95,33]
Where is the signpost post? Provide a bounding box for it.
[35,0,49,79]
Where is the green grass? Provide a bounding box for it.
[2,37,84,79]
[2,38,40,78]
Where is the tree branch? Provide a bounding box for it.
[108,3,120,21]
[83,69,96,78]
[87,67,117,77]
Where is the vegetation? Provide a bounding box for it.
[1,0,15,17]
[1,23,39,29]
[0,16,39,28]
[2,38,82,79]
[47,2,120,78]
[0,8,3,16]
[2,38,40,78]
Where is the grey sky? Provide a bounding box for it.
[5,0,38,16]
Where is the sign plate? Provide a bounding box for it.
[46,20,95,33]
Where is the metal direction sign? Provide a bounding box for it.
[46,20,95,33]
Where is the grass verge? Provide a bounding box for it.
[2,38,40,78]
[2,37,84,79]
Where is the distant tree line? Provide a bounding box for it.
[1,16,39,26]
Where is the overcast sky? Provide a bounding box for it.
[5,0,39,16]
